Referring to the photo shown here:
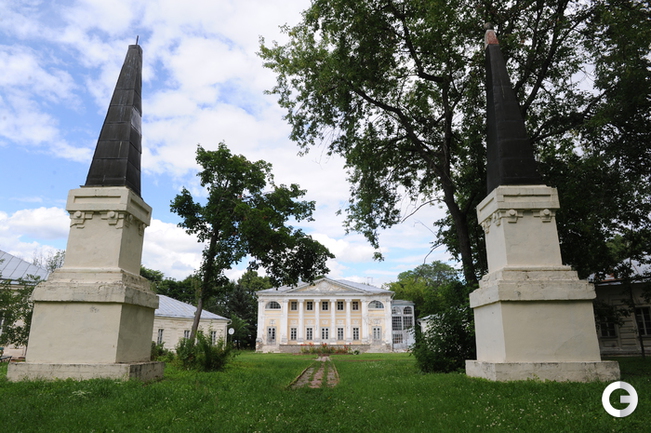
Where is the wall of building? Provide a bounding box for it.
[595,282,651,357]
[152,316,228,351]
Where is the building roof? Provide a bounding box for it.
[0,250,50,283]
[155,294,229,321]
[258,277,393,296]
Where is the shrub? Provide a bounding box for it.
[174,331,236,372]
[411,282,476,373]
[150,341,174,362]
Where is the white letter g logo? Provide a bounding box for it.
[602,381,638,417]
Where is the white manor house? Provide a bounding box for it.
[256,277,415,353]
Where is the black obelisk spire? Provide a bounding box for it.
[85,44,143,197]
[485,26,541,194]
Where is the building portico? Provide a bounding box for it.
[256,278,412,353]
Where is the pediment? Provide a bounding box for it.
[290,280,362,294]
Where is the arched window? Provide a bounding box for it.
[403,307,413,315]
[266,301,281,310]
[392,307,400,315]
[369,300,384,309]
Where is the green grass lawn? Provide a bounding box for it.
[1,354,649,432]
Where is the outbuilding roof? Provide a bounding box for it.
[156,294,229,321]
[0,250,50,283]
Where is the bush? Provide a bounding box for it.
[174,331,236,372]
[150,341,174,362]
[411,282,476,373]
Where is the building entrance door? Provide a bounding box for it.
[267,327,276,344]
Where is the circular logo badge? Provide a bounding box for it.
[602,381,638,417]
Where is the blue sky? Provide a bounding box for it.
[0,0,451,286]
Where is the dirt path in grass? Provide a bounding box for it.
[290,356,339,389]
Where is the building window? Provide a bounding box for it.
[352,301,359,311]
[290,301,298,311]
[337,327,344,340]
[337,301,344,311]
[322,301,329,311]
[403,306,413,315]
[321,327,329,340]
[635,307,651,336]
[393,333,403,344]
[306,327,313,340]
[290,328,297,341]
[369,300,384,309]
[392,307,400,315]
[599,321,617,338]
[266,301,281,310]
[210,331,217,344]
[372,327,382,340]
[403,316,414,329]
[183,330,190,339]
[392,316,403,331]
[306,301,314,311]
[156,329,164,345]
[353,327,360,340]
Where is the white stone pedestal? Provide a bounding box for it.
[466,185,619,382]
[8,187,163,381]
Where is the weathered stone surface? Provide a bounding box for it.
[466,360,620,382]
[7,361,164,382]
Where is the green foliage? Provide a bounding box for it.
[150,341,174,362]
[260,0,651,284]
[32,249,65,273]
[0,276,40,347]
[173,331,236,372]
[385,261,460,317]
[411,282,476,373]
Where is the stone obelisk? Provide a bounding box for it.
[8,44,164,381]
[465,27,619,382]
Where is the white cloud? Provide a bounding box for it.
[0,207,69,263]
[0,0,459,290]
[0,207,69,240]
[142,219,203,279]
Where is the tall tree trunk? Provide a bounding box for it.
[190,234,218,341]
[440,178,478,287]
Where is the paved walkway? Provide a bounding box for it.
[290,356,339,389]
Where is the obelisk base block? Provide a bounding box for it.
[7,269,162,382]
[466,267,620,382]
[466,360,620,382]
[7,361,164,382]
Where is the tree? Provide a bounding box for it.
[260,0,651,284]
[385,261,460,316]
[171,143,334,340]
[141,266,200,304]
[32,249,65,273]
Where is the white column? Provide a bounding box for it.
[330,298,336,343]
[315,297,321,342]
[361,299,369,342]
[280,299,288,344]
[345,299,352,343]
[384,297,392,348]
[298,299,304,343]
[257,299,266,345]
